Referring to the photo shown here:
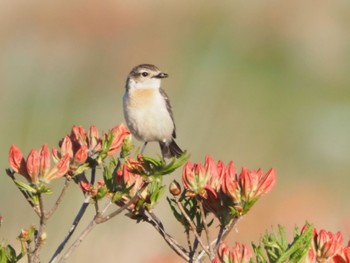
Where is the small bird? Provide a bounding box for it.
[123,64,184,158]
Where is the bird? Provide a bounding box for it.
[123,64,184,159]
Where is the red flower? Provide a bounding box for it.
[213,242,252,263]
[74,144,88,164]
[240,167,276,201]
[182,161,209,197]
[8,144,70,184]
[87,125,101,152]
[9,145,30,181]
[107,124,130,156]
[39,144,51,175]
[221,162,241,204]
[60,136,74,158]
[311,229,343,261]
[26,149,40,184]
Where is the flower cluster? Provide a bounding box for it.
[54,124,130,167]
[307,228,350,263]
[182,155,276,220]
[212,242,252,263]
[112,157,150,215]
[8,124,130,185]
[9,144,70,184]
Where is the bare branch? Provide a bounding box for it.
[46,179,71,219]
[174,197,210,257]
[48,195,91,263]
[143,209,190,261]
[198,200,214,259]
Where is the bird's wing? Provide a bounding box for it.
[159,88,176,138]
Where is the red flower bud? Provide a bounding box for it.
[9,145,29,180]
[107,124,130,156]
[313,229,343,260]
[70,125,86,145]
[39,144,51,176]
[87,125,101,151]
[74,145,88,164]
[60,136,73,158]
[55,154,70,178]
[169,180,181,196]
[26,149,40,184]
[214,242,252,263]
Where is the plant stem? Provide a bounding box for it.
[48,195,91,263]
[143,209,190,261]
[46,179,71,219]
[198,200,214,259]
[174,197,211,257]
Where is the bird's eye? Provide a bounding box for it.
[141,72,149,77]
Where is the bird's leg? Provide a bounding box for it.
[141,142,148,155]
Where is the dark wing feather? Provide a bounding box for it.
[159,88,176,138]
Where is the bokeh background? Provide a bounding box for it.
[1,1,350,262]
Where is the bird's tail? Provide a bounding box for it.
[159,140,184,159]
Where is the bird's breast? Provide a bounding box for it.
[123,88,174,142]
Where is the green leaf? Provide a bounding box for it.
[133,152,190,177]
[13,180,37,193]
[103,158,118,192]
[73,163,90,176]
[256,224,313,263]
[278,224,313,263]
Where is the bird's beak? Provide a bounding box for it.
[153,72,169,79]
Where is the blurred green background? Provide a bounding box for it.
[1,1,350,262]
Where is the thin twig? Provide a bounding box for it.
[174,197,210,256]
[49,168,96,263]
[48,195,91,263]
[46,179,71,219]
[97,192,144,223]
[198,200,214,259]
[186,229,193,254]
[142,209,190,261]
[57,216,97,263]
[196,216,241,262]
[31,193,47,262]
[55,183,149,262]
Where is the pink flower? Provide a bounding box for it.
[87,125,101,152]
[115,161,147,210]
[312,229,343,261]
[107,124,130,156]
[182,155,224,197]
[26,149,40,184]
[60,136,74,158]
[239,167,276,202]
[8,144,71,184]
[221,162,241,204]
[70,125,87,149]
[182,161,209,197]
[39,144,51,175]
[213,242,252,263]
[9,145,30,181]
[74,145,88,164]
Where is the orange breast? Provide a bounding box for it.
[128,88,159,108]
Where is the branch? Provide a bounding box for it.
[49,168,96,263]
[46,178,71,219]
[57,217,97,263]
[48,195,91,263]
[174,197,210,256]
[196,216,241,262]
[32,194,47,260]
[198,200,214,259]
[142,209,190,262]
